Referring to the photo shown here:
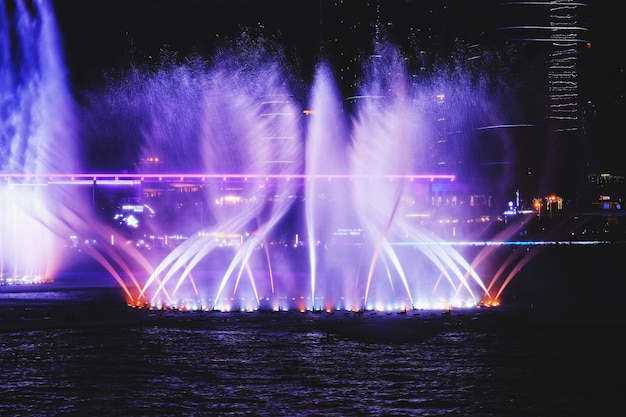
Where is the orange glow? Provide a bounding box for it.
[480,299,500,308]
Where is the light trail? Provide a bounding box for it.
[0,172,456,184]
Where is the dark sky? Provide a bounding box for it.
[53,0,323,87]
[53,3,623,111]
[52,1,623,93]
[52,1,622,79]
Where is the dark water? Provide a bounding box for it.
[1,281,624,417]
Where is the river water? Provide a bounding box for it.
[0,276,623,416]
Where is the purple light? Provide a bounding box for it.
[2,172,456,183]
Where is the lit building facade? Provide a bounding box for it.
[586,173,624,212]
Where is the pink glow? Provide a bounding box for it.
[1,173,456,183]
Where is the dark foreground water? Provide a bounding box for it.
[1,279,624,417]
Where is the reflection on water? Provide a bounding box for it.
[0,285,623,416]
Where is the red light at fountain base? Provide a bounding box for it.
[479,298,501,308]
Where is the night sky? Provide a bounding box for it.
[52,1,624,116]
[53,0,323,88]
[48,0,624,174]
[51,3,622,69]
[51,1,623,95]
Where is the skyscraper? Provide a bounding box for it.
[494,0,591,199]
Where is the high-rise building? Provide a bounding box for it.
[493,0,591,199]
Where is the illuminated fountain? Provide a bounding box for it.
[0,0,148,291]
[78,37,497,313]
[302,49,489,312]
[2,1,539,312]
[0,0,85,284]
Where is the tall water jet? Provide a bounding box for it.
[0,0,88,283]
[304,41,490,311]
[304,61,352,310]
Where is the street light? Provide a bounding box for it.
[533,198,542,218]
[546,194,562,219]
